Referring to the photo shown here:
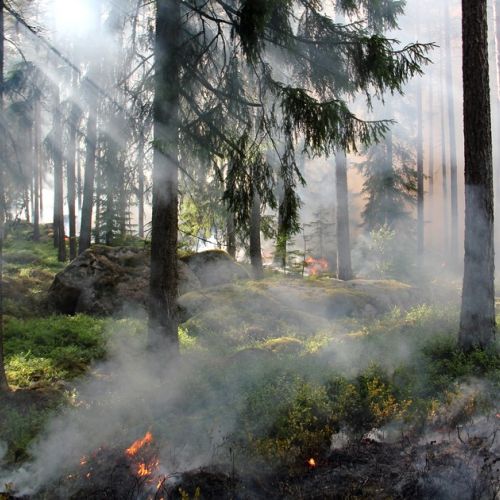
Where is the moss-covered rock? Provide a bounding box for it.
[179,277,420,348]
[48,247,249,316]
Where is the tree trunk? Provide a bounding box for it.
[493,0,500,198]
[384,127,394,226]
[445,5,459,267]
[149,0,181,353]
[33,96,41,241]
[67,103,79,260]
[335,150,353,280]
[118,156,127,239]
[250,190,264,279]
[440,50,450,253]
[53,87,66,262]
[275,180,286,270]
[428,78,434,199]
[0,0,9,391]
[79,81,98,254]
[137,132,145,239]
[77,150,82,210]
[417,83,424,258]
[459,0,496,350]
[226,211,236,258]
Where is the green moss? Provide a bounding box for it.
[261,337,304,354]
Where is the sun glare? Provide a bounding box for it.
[53,0,94,35]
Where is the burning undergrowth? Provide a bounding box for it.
[0,303,498,498]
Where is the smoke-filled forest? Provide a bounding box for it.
[0,0,499,498]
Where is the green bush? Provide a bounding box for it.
[238,374,336,466]
[4,315,107,385]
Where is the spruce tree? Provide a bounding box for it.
[459,0,496,350]
[150,0,432,351]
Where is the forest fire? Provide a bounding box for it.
[61,432,169,498]
[305,257,329,276]
[125,431,154,458]
[307,458,317,469]
[124,431,163,486]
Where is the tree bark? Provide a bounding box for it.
[417,83,424,258]
[0,0,9,391]
[459,0,496,350]
[79,80,98,254]
[440,52,450,253]
[275,180,286,270]
[137,131,145,239]
[67,103,79,260]
[445,5,459,267]
[226,211,236,258]
[384,127,394,227]
[149,0,181,353]
[53,87,66,262]
[33,96,41,241]
[250,191,264,279]
[428,78,434,199]
[335,150,353,280]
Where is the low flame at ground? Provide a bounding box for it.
[305,257,329,276]
[308,458,317,468]
[124,432,168,496]
[125,431,153,457]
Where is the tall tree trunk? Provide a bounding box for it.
[493,0,500,198]
[384,127,394,226]
[79,81,98,254]
[226,211,236,258]
[275,180,286,270]
[459,0,496,350]
[67,103,79,260]
[39,159,43,219]
[0,0,9,391]
[53,87,66,262]
[137,132,145,239]
[95,155,102,245]
[33,96,41,241]
[445,5,459,266]
[118,156,127,239]
[149,0,181,352]
[24,125,31,223]
[335,150,353,280]
[250,190,264,279]
[428,79,434,199]
[77,150,82,211]
[417,83,425,258]
[440,53,450,253]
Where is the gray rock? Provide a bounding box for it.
[180,250,249,287]
[48,246,248,316]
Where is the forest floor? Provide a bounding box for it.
[0,224,499,499]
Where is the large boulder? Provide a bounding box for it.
[180,249,249,287]
[48,246,248,316]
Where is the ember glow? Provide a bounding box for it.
[125,431,153,457]
[305,257,329,276]
[308,458,317,468]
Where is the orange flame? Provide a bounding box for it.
[125,431,153,457]
[308,458,317,468]
[305,257,329,276]
[137,462,152,477]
